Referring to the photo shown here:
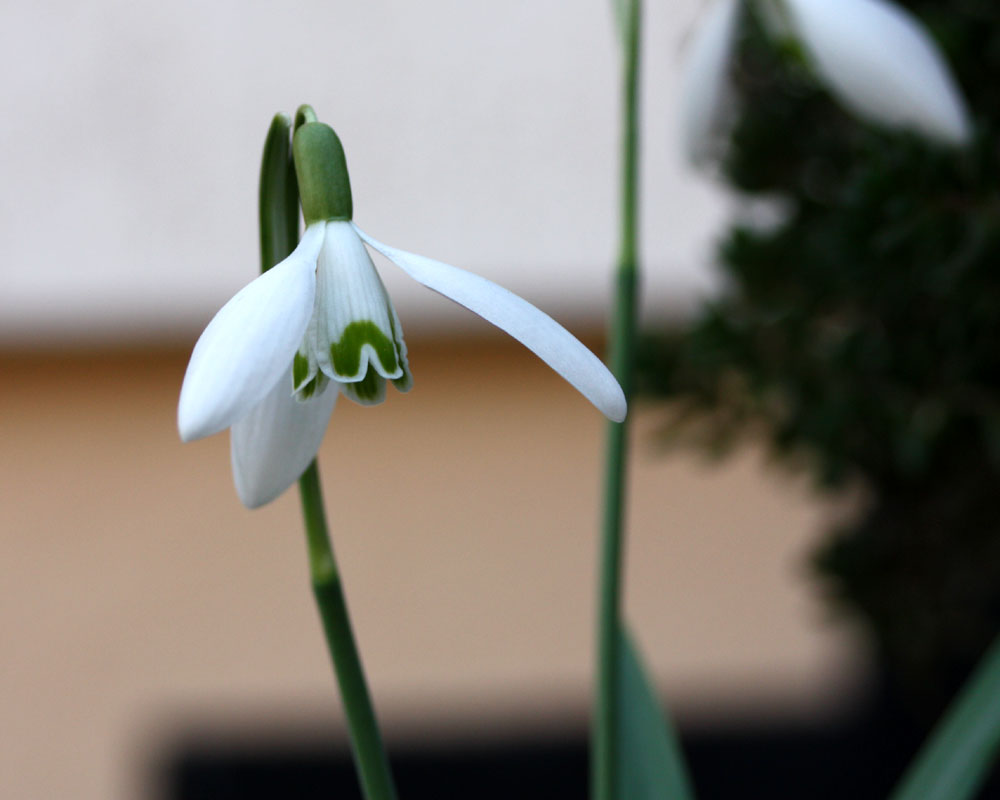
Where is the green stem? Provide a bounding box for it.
[593,2,641,799]
[299,462,399,800]
[258,113,396,800]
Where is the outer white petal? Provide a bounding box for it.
[230,366,338,508]
[679,0,741,166]
[178,224,325,441]
[355,225,627,423]
[785,0,971,145]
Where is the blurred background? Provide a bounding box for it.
[10,0,994,798]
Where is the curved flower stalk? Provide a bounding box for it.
[679,0,971,164]
[178,117,627,508]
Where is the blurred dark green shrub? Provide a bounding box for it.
[639,0,1000,711]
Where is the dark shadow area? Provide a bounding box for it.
[164,686,1000,799]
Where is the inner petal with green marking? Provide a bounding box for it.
[292,219,412,406]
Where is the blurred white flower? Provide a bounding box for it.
[178,220,627,508]
[784,0,970,145]
[679,0,741,165]
[679,0,971,165]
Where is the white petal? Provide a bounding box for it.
[292,341,321,397]
[679,0,741,166]
[307,221,407,384]
[385,293,413,393]
[178,224,325,441]
[355,225,627,422]
[785,0,971,145]
[229,366,338,508]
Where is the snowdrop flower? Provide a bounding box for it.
[782,0,970,145]
[679,0,971,165]
[679,0,741,165]
[179,119,627,508]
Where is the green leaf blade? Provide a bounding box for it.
[891,634,1000,800]
[617,627,696,800]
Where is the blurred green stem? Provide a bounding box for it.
[594,1,641,799]
[259,112,397,800]
[298,463,398,800]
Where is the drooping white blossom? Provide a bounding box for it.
[784,0,971,145]
[679,0,742,165]
[678,0,971,166]
[179,220,627,508]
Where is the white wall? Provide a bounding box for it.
[0,0,727,345]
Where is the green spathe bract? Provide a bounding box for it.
[259,113,299,274]
[293,122,353,224]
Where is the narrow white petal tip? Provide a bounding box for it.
[786,0,972,146]
[607,390,628,424]
[177,406,206,443]
[354,225,628,421]
[679,0,741,166]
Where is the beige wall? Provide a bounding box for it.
[1,338,861,799]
